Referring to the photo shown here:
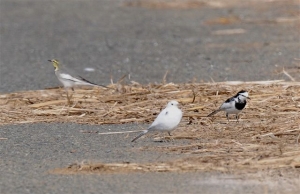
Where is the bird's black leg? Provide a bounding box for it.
[226,113,229,122]
[168,131,171,136]
[236,114,239,122]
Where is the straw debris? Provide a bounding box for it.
[1,80,300,174]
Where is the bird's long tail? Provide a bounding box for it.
[207,109,221,117]
[78,76,113,89]
[131,130,148,142]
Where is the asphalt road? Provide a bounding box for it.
[1,123,299,194]
[0,0,299,193]
[1,0,299,93]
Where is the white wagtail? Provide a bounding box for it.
[132,100,183,142]
[48,59,110,104]
[207,90,250,122]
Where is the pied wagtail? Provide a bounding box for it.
[207,90,250,122]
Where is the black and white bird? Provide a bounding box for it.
[207,90,250,122]
[131,100,183,142]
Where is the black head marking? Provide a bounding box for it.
[232,90,247,98]
[237,90,247,94]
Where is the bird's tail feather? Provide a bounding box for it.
[78,76,113,89]
[207,109,220,117]
[131,130,148,142]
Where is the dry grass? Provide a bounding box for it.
[1,80,300,174]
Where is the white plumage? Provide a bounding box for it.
[132,100,183,142]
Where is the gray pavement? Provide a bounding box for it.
[0,0,299,193]
[1,0,299,93]
[1,123,299,194]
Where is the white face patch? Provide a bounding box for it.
[167,101,178,108]
[239,92,249,98]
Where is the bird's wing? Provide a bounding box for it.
[149,108,168,128]
[148,106,182,131]
[208,97,234,116]
[219,97,235,110]
[75,75,112,89]
[224,96,235,103]
[59,73,85,83]
[75,75,98,85]
[60,73,111,88]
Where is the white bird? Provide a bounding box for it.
[48,59,110,104]
[131,100,183,142]
[207,90,250,122]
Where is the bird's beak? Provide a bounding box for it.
[48,60,52,62]
[247,97,251,100]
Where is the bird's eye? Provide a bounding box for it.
[171,103,173,105]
